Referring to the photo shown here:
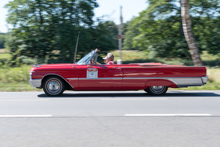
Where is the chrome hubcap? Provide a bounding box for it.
[46,80,61,94]
[150,86,166,94]
[152,86,163,90]
[49,81,60,91]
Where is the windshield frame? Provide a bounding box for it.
[77,50,96,65]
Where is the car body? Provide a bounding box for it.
[29,50,208,96]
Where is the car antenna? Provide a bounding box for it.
[73,31,80,63]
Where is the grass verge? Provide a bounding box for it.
[0,83,41,91]
[0,53,11,59]
[0,65,41,91]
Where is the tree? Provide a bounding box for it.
[5,0,104,64]
[5,0,118,64]
[195,16,220,55]
[181,0,202,66]
[0,33,6,49]
[122,18,140,50]
[132,11,190,59]
[125,0,220,63]
[92,21,118,52]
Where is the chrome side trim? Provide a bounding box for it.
[29,79,41,88]
[67,78,78,80]
[42,73,74,89]
[78,78,122,80]
[123,77,204,87]
[123,77,198,80]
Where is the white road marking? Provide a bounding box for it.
[70,91,144,93]
[0,100,49,101]
[125,114,212,117]
[102,98,168,101]
[0,115,52,118]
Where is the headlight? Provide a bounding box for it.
[30,71,35,80]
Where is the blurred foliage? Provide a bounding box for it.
[122,18,140,50]
[4,0,220,65]
[5,0,118,65]
[0,33,6,49]
[0,53,11,59]
[123,0,220,59]
[0,65,30,83]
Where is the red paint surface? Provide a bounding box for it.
[30,63,206,90]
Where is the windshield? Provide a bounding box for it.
[77,51,95,65]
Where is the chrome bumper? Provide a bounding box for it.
[29,79,41,88]
[201,76,208,84]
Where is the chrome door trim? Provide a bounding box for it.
[123,77,202,79]
[67,78,78,80]
[78,78,122,80]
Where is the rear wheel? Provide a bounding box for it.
[145,86,168,95]
[43,76,65,96]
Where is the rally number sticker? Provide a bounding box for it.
[87,68,98,79]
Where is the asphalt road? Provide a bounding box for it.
[0,90,220,147]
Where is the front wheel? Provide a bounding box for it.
[43,76,65,96]
[145,86,168,95]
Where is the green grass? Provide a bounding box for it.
[0,53,11,59]
[0,65,42,91]
[0,83,41,91]
[0,49,11,60]
[201,51,220,61]
[0,65,30,83]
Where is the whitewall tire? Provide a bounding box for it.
[145,86,168,95]
[43,76,65,96]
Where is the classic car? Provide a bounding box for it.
[29,49,208,96]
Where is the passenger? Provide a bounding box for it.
[103,53,115,65]
[90,58,95,64]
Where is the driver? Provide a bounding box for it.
[103,53,115,65]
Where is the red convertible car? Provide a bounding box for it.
[29,50,208,96]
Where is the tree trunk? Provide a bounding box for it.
[37,0,43,26]
[181,0,203,66]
